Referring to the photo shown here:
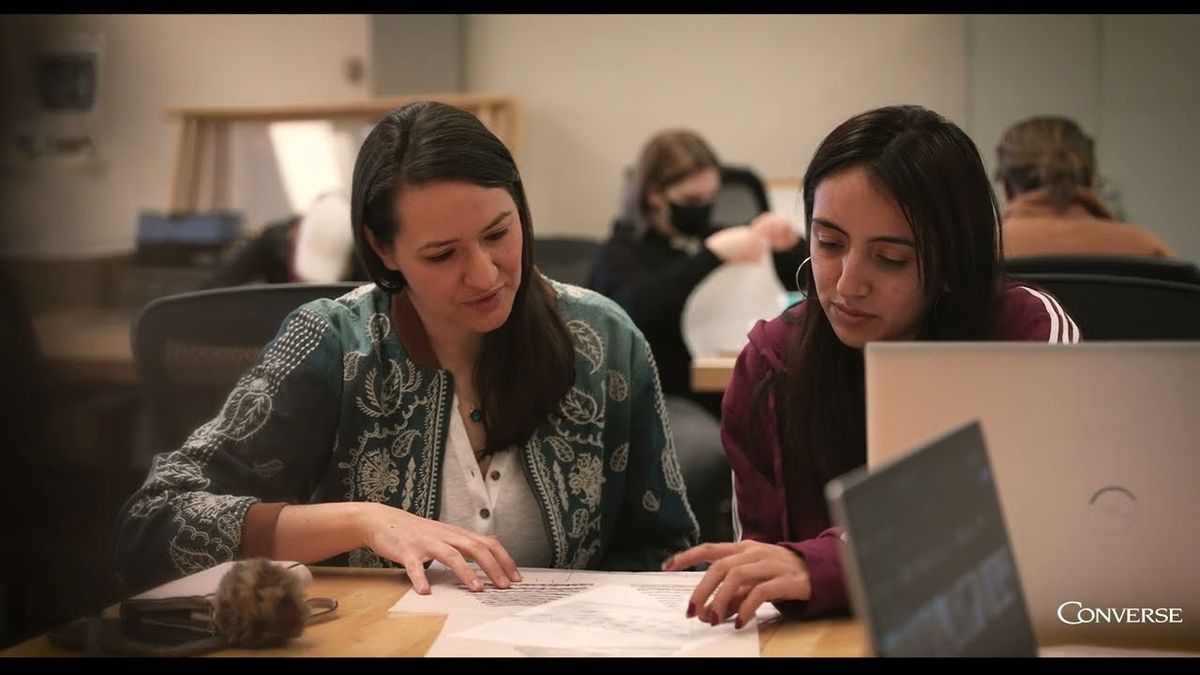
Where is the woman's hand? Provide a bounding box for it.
[358,503,522,595]
[705,225,768,264]
[662,540,811,629]
[749,213,801,252]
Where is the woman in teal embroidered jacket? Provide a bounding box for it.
[115,101,699,592]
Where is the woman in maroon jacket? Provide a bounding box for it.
[663,105,1080,629]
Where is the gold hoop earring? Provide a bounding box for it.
[794,257,812,296]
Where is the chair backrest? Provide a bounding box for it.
[132,282,363,454]
[1012,273,1200,340]
[712,164,770,227]
[532,236,602,287]
[1005,255,1200,286]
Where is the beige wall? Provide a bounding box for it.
[465,14,968,237]
[1100,15,1200,262]
[371,14,463,94]
[968,14,1102,173]
[8,15,1194,261]
[0,14,369,258]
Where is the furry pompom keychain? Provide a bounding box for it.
[212,558,308,648]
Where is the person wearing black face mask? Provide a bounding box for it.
[592,129,805,407]
[589,129,806,544]
[668,201,714,237]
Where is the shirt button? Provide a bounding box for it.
[490,470,501,481]
[479,508,491,519]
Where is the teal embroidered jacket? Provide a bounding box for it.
[115,281,700,589]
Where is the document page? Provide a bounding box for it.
[389,566,779,657]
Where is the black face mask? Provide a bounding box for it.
[668,201,714,237]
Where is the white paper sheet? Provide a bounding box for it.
[388,566,780,657]
[452,584,761,656]
[389,567,602,615]
[682,246,789,358]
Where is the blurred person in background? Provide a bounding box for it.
[995,115,1174,259]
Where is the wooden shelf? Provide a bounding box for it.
[165,92,521,214]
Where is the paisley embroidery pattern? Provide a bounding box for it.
[568,452,605,509]
[567,319,604,375]
[606,370,629,402]
[642,491,661,512]
[609,443,629,473]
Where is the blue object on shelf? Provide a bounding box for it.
[137,211,242,246]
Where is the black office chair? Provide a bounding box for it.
[1014,274,1200,340]
[666,395,734,543]
[712,164,770,228]
[1006,255,1200,286]
[132,282,363,454]
[533,237,602,287]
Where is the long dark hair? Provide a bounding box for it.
[777,105,1003,517]
[350,100,575,452]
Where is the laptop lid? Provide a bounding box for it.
[864,342,1200,650]
[827,420,1037,657]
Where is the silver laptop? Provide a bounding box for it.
[827,420,1039,657]
[864,342,1200,651]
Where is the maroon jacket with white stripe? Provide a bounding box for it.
[720,282,1079,618]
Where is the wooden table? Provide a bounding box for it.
[32,309,137,388]
[691,356,738,393]
[2,567,867,657]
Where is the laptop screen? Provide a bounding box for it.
[826,420,1038,657]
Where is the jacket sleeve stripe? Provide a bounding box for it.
[1018,285,1064,343]
[1037,287,1080,343]
[1018,285,1082,343]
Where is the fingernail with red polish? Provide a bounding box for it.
[686,603,695,618]
[735,618,745,630]
[709,614,720,627]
